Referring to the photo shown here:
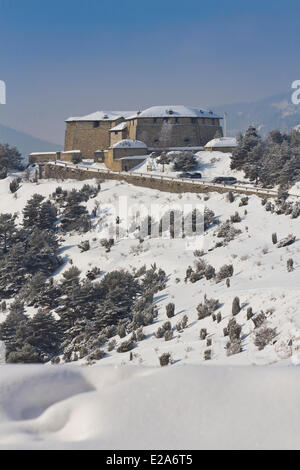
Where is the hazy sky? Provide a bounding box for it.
[0,0,299,144]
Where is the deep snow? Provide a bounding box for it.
[0,364,299,450]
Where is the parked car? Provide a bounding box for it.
[178,172,202,179]
[212,176,237,185]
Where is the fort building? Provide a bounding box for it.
[30,105,223,171]
[204,137,237,153]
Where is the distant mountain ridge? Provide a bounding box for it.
[213,92,300,137]
[0,123,62,161]
[1,92,300,159]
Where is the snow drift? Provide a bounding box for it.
[0,364,299,450]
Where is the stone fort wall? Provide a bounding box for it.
[43,163,274,199]
[64,117,223,158]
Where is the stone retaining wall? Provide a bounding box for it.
[43,163,276,199]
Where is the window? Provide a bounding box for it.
[191,118,196,123]
[175,118,179,123]
[154,139,159,144]
[163,117,169,122]
[153,118,157,123]
[184,138,190,143]
[93,121,100,128]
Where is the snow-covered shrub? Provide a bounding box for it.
[164,330,173,341]
[197,296,220,320]
[100,238,114,252]
[200,328,207,340]
[216,264,234,283]
[252,312,266,328]
[166,302,175,318]
[136,327,145,341]
[291,203,300,219]
[155,321,171,339]
[185,259,216,283]
[226,339,242,356]
[247,307,253,320]
[117,324,126,338]
[204,349,212,361]
[159,352,171,367]
[107,339,116,351]
[193,249,205,257]
[176,314,188,332]
[254,327,277,350]
[86,348,105,361]
[216,221,241,243]
[227,191,234,203]
[232,297,241,316]
[230,211,241,223]
[78,240,90,252]
[239,197,249,207]
[142,264,167,293]
[287,258,294,272]
[117,339,135,353]
[277,234,296,248]
[9,178,20,193]
[204,208,216,230]
[86,267,101,280]
[228,318,242,342]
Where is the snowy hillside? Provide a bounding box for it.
[0,173,299,367]
[0,166,300,449]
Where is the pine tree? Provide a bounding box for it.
[28,309,61,359]
[23,194,45,229]
[173,151,197,172]
[0,143,24,170]
[39,201,57,231]
[0,299,28,358]
[0,213,18,254]
[61,192,89,233]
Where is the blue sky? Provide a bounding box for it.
[0,0,299,143]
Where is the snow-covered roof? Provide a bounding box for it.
[112,139,147,149]
[127,106,221,120]
[204,137,237,148]
[29,152,57,155]
[66,111,136,122]
[62,150,82,154]
[109,122,127,132]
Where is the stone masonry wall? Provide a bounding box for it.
[64,119,124,158]
[127,117,222,148]
[43,163,275,199]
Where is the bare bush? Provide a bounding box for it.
[254,327,277,350]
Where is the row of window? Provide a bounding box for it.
[93,118,219,129]
[153,138,191,144]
